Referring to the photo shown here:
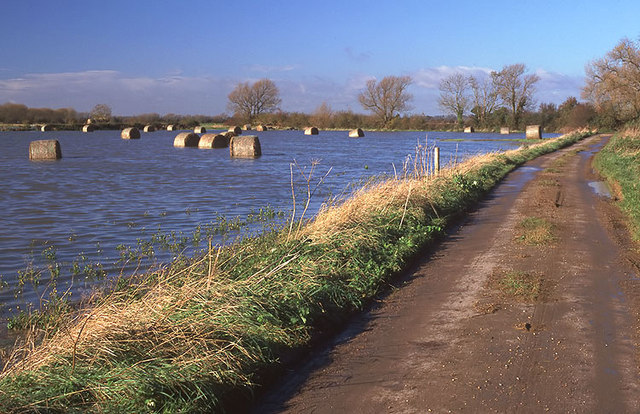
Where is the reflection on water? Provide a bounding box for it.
[588,181,612,198]
[0,129,557,313]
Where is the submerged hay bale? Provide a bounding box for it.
[464,126,474,133]
[230,135,261,158]
[174,132,200,147]
[82,124,95,132]
[349,128,365,138]
[526,125,542,139]
[243,124,252,131]
[121,127,141,139]
[143,125,156,132]
[199,133,229,149]
[194,126,206,134]
[304,127,319,135]
[223,131,236,139]
[500,127,510,135]
[29,139,61,160]
[228,126,242,135]
[40,124,53,132]
[256,125,267,131]
[167,124,178,131]
[86,118,93,125]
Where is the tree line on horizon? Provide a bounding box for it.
[4,37,640,133]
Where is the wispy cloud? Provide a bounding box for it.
[0,71,233,114]
[247,64,299,73]
[413,65,493,89]
[344,47,371,63]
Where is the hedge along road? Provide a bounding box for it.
[256,134,640,413]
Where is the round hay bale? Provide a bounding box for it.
[304,127,319,135]
[121,127,141,139]
[500,127,510,135]
[143,125,156,132]
[167,124,178,131]
[41,124,53,132]
[199,133,229,149]
[82,124,95,132]
[526,125,542,139]
[230,135,261,158]
[194,126,206,134]
[174,132,200,147]
[243,124,252,131]
[228,126,242,135]
[86,118,93,125]
[29,139,61,160]
[464,126,474,133]
[256,124,267,131]
[349,128,365,138]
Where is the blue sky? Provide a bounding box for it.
[1,0,639,116]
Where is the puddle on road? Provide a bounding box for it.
[588,181,612,198]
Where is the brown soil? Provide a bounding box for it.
[255,135,640,413]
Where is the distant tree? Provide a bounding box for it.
[468,75,500,128]
[90,104,112,123]
[438,73,471,129]
[358,75,413,128]
[227,78,281,122]
[491,64,539,128]
[311,102,333,128]
[583,37,640,124]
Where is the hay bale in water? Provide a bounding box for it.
[82,124,95,132]
[41,124,53,132]
[526,125,542,139]
[243,124,252,131]
[121,127,141,139]
[86,118,93,125]
[464,126,474,133]
[230,135,261,158]
[228,126,242,135]
[199,133,229,149]
[167,124,178,131]
[174,132,200,147]
[29,139,61,160]
[143,125,156,132]
[194,126,206,134]
[256,124,267,131]
[500,127,510,135]
[304,127,319,135]
[349,128,365,138]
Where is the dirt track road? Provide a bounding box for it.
[255,134,640,413]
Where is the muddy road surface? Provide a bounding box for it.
[253,135,640,413]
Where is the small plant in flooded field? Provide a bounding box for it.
[516,216,556,245]
[496,270,544,302]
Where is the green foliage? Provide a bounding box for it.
[594,132,640,239]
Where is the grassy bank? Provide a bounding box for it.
[0,132,590,413]
[593,129,640,239]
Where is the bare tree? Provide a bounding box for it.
[491,64,539,128]
[227,78,281,122]
[358,75,413,128]
[468,74,499,128]
[583,37,640,123]
[438,73,471,128]
[90,104,112,123]
[311,102,333,128]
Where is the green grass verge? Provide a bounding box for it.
[593,131,640,239]
[0,132,591,413]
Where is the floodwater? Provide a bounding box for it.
[0,128,557,314]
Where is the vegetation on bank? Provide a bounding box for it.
[593,128,640,239]
[0,131,590,413]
